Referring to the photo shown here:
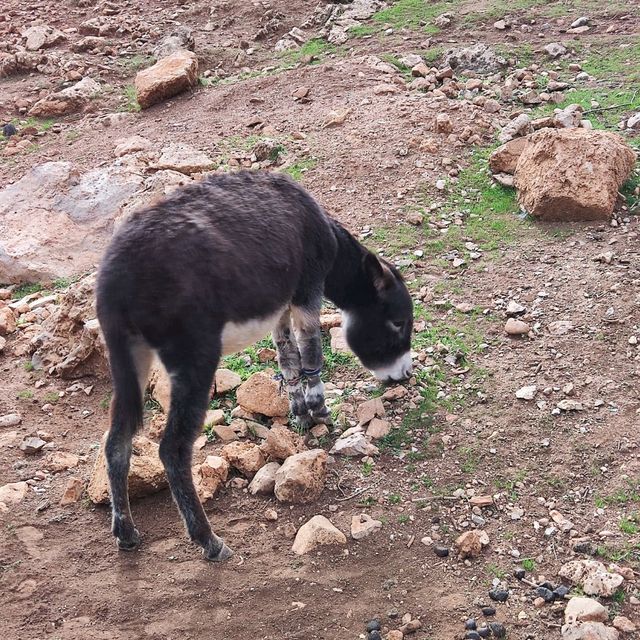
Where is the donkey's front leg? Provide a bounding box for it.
[273,311,314,429]
[291,305,330,423]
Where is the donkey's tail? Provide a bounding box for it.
[99,313,145,436]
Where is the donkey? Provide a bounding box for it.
[96,170,413,561]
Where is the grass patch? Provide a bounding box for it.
[280,38,336,65]
[582,42,640,83]
[388,493,402,505]
[221,337,275,381]
[372,0,451,34]
[366,224,420,256]
[282,157,318,181]
[43,392,59,404]
[619,516,639,536]
[349,24,378,38]
[595,480,640,508]
[321,334,356,379]
[122,85,141,112]
[464,0,566,23]
[11,282,44,298]
[487,563,506,579]
[17,390,34,400]
[119,54,155,72]
[522,558,536,572]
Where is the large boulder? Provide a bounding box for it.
[274,449,327,504]
[0,162,144,284]
[87,434,168,504]
[489,137,530,174]
[248,461,280,495]
[559,560,625,597]
[515,128,636,221]
[135,50,198,109]
[444,44,507,74]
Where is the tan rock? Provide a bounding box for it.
[565,598,608,625]
[213,368,242,394]
[43,451,79,473]
[366,418,391,439]
[274,449,327,504]
[561,622,620,640]
[29,77,101,118]
[211,424,238,442]
[236,370,289,417]
[248,461,280,495]
[0,481,29,506]
[87,434,168,504]
[357,397,385,425]
[149,360,171,412]
[470,495,494,507]
[257,347,276,362]
[221,441,266,478]
[489,137,530,175]
[0,306,17,335]
[135,50,198,109]
[260,425,306,461]
[330,431,379,457]
[505,318,530,336]
[387,631,404,640]
[559,560,625,597]
[291,515,347,555]
[329,326,351,354]
[154,142,215,175]
[60,477,84,505]
[0,412,21,427]
[114,135,152,157]
[351,513,383,540]
[435,113,453,133]
[515,128,636,221]
[612,616,636,634]
[193,455,229,502]
[320,312,342,330]
[204,409,225,426]
[455,529,489,559]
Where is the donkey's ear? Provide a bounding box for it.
[363,252,394,292]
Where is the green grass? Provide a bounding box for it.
[220,337,275,381]
[372,0,451,34]
[122,85,141,112]
[280,38,336,65]
[398,514,410,524]
[349,24,378,38]
[595,481,640,508]
[487,563,506,580]
[43,392,59,404]
[11,282,44,298]
[366,224,420,256]
[459,446,479,473]
[119,54,155,72]
[362,461,374,476]
[388,493,402,505]
[582,42,640,83]
[619,516,639,536]
[464,0,568,22]
[522,558,536,572]
[18,390,33,400]
[283,157,318,181]
[321,334,357,379]
[23,361,35,372]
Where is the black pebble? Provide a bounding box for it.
[434,545,450,557]
[554,585,570,599]
[465,619,477,630]
[368,632,382,640]
[388,609,399,619]
[481,607,496,617]
[477,628,490,638]
[366,620,382,632]
[514,568,526,580]
[539,581,555,591]
[489,622,506,638]
[2,123,17,138]
[489,589,509,603]
[536,586,556,603]
[465,633,481,640]
[573,541,592,554]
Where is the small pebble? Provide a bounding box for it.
[481,607,496,617]
[514,568,526,580]
[368,632,382,640]
[465,619,477,630]
[434,545,449,557]
[553,585,570,599]
[536,586,556,603]
[366,620,382,632]
[489,622,506,638]
[477,628,490,639]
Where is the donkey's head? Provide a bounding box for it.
[343,253,413,383]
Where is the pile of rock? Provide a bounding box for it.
[330,397,389,457]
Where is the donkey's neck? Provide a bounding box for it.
[324,220,373,311]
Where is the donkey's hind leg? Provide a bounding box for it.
[273,310,313,429]
[105,336,152,551]
[291,301,330,423]
[157,335,232,562]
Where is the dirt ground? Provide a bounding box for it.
[1,1,640,639]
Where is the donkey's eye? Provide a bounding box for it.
[391,320,405,331]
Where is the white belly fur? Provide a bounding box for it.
[220,308,285,356]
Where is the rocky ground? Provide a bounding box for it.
[1,0,640,639]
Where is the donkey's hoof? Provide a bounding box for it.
[203,540,234,562]
[116,529,140,551]
[295,413,315,431]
